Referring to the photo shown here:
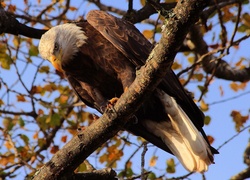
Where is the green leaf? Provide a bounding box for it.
[29,45,39,56]
[18,118,25,127]
[20,134,29,145]
[3,117,14,130]
[39,65,50,73]
[147,172,156,180]
[77,162,87,172]
[166,158,176,173]
[204,116,211,125]
[50,113,61,127]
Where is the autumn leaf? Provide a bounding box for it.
[61,135,67,143]
[142,30,153,39]
[5,141,14,149]
[200,99,209,112]
[126,161,132,169]
[140,0,146,6]
[194,73,204,81]
[172,62,182,70]
[17,94,26,102]
[39,65,50,73]
[149,156,158,167]
[3,117,14,131]
[0,154,15,166]
[76,162,87,172]
[33,131,39,139]
[231,110,249,132]
[20,134,29,145]
[207,135,215,144]
[69,6,77,11]
[230,82,247,92]
[50,145,59,154]
[18,118,25,127]
[204,115,211,125]
[99,153,108,164]
[166,158,176,173]
[29,45,39,56]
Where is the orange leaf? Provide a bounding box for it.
[33,131,38,139]
[30,155,36,164]
[0,154,15,166]
[126,161,132,168]
[50,146,59,154]
[16,95,26,102]
[69,6,77,11]
[231,110,249,132]
[207,135,215,144]
[5,141,14,149]
[61,136,67,143]
[142,30,153,39]
[230,82,247,92]
[149,156,158,167]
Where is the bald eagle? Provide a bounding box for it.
[38,10,218,172]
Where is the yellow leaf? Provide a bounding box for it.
[5,141,14,149]
[140,0,146,6]
[149,156,158,167]
[200,99,209,112]
[99,153,108,163]
[230,82,247,92]
[12,36,20,48]
[172,62,182,70]
[142,30,153,39]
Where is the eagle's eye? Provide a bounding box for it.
[54,42,59,52]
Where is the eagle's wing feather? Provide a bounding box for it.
[86,10,205,133]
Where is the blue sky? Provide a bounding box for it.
[1,0,250,179]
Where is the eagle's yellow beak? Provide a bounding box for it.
[50,52,63,73]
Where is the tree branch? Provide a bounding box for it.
[0,6,46,39]
[187,25,250,82]
[32,0,208,179]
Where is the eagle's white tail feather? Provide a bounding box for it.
[143,90,213,172]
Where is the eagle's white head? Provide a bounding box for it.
[38,23,87,72]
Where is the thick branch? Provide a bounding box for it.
[0,6,46,39]
[72,168,117,180]
[187,25,250,82]
[32,0,208,179]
